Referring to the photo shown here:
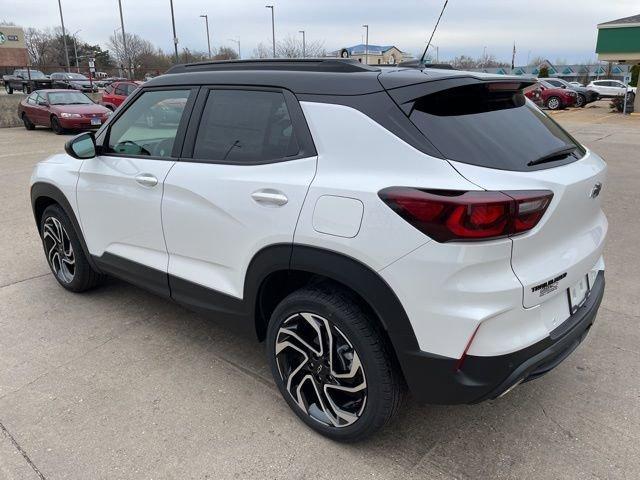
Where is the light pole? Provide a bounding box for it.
[72,29,81,73]
[228,38,241,59]
[169,0,179,62]
[116,0,132,78]
[299,30,305,58]
[200,15,212,59]
[57,0,71,72]
[265,5,275,58]
[362,24,369,65]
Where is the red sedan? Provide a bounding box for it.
[100,81,141,110]
[19,89,112,134]
[525,80,577,110]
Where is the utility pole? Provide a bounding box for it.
[228,38,241,59]
[299,30,305,58]
[265,5,275,58]
[72,30,81,73]
[169,0,179,62]
[117,0,132,78]
[362,24,369,65]
[200,15,212,59]
[57,0,71,72]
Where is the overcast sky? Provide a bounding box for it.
[3,0,638,63]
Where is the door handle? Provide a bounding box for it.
[135,173,158,188]
[251,189,288,207]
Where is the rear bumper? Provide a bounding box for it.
[401,272,604,404]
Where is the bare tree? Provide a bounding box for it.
[528,55,546,66]
[214,46,239,60]
[252,42,271,59]
[276,34,325,58]
[24,27,53,67]
[0,20,17,26]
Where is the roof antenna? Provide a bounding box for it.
[420,0,449,65]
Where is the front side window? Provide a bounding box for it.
[105,89,191,158]
[26,92,38,105]
[114,84,128,96]
[193,89,299,163]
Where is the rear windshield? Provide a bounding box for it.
[407,82,584,170]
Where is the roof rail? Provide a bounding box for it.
[166,58,381,74]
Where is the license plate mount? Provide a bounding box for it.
[90,118,102,126]
[568,275,590,314]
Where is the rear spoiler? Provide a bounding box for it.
[386,76,537,115]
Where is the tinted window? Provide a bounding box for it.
[407,82,584,171]
[114,84,127,96]
[193,89,299,163]
[106,89,191,158]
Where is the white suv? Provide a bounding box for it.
[30,59,607,441]
[587,79,636,98]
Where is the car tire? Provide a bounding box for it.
[575,94,586,108]
[546,96,561,110]
[266,284,404,442]
[40,204,104,292]
[51,116,64,135]
[24,84,32,94]
[22,113,35,130]
[5,83,13,94]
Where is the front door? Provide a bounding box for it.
[76,88,196,296]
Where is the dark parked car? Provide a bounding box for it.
[2,69,52,94]
[50,72,99,93]
[19,89,111,134]
[543,78,599,107]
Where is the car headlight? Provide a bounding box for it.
[104,111,112,116]
[60,112,82,118]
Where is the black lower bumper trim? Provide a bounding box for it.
[400,272,605,404]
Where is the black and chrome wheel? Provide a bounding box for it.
[267,285,403,442]
[40,204,103,292]
[43,215,76,284]
[575,94,586,108]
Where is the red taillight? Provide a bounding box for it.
[379,188,553,242]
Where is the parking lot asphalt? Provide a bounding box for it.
[1,102,639,479]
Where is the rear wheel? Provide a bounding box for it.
[40,204,103,292]
[546,96,561,110]
[22,113,35,130]
[5,83,13,94]
[267,284,404,442]
[51,116,64,135]
[575,94,586,108]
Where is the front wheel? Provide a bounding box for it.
[50,116,64,135]
[546,96,561,110]
[40,204,103,292]
[5,83,13,94]
[267,285,404,442]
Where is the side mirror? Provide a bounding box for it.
[65,132,97,159]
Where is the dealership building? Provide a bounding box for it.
[0,26,28,73]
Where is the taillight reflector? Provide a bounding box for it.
[379,188,553,242]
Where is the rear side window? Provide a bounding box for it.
[193,89,299,163]
[407,82,584,170]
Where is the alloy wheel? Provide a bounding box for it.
[274,312,367,428]
[547,97,560,110]
[43,216,75,283]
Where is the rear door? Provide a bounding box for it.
[386,77,607,308]
[161,87,317,301]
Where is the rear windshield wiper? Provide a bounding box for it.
[527,146,578,167]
